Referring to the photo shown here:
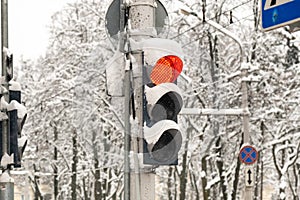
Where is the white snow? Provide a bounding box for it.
[0,96,8,110]
[205,176,220,190]
[143,120,180,145]
[279,192,286,199]
[0,171,14,182]
[9,80,21,91]
[7,100,27,119]
[200,170,206,178]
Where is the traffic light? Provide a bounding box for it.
[8,81,27,168]
[141,38,184,165]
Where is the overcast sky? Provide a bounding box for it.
[6,0,300,62]
[9,0,75,61]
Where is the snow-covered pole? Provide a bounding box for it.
[126,0,156,200]
[124,59,131,200]
[122,1,131,200]
[1,0,9,159]
[0,0,14,199]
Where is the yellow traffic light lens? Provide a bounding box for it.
[150,55,183,85]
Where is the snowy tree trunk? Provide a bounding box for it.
[201,155,210,200]
[102,130,110,200]
[92,129,102,200]
[251,0,259,61]
[82,176,91,200]
[167,168,173,200]
[71,129,78,200]
[208,29,230,199]
[53,125,58,200]
[254,151,260,199]
[231,141,241,200]
[256,121,266,200]
[272,143,285,200]
[215,137,227,200]
[287,165,299,200]
[93,160,101,199]
[179,128,190,200]
[32,164,43,200]
[191,170,200,199]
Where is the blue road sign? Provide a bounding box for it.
[261,0,300,31]
[239,146,258,165]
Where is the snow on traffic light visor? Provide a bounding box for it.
[150,55,183,85]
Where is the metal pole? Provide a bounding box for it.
[1,0,8,157]
[241,64,252,200]
[241,65,250,144]
[124,64,131,200]
[180,108,249,116]
[0,172,14,200]
[180,10,252,200]
[120,1,131,199]
[0,0,14,199]
[127,1,156,200]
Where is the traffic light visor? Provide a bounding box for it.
[150,55,183,85]
[144,120,183,164]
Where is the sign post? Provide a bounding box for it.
[239,145,258,199]
[261,0,300,31]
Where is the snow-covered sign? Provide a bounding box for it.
[261,0,300,31]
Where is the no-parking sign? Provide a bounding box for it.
[239,145,258,165]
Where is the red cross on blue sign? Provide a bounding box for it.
[239,145,258,165]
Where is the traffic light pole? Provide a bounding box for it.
[0,0,14,199]
[1,0,9,157]
[124,60,131,200]
[121,0,131,199]
[124,1,156,200]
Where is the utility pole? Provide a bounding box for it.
[0,0,14,199]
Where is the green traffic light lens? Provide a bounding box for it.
[151,131,176,162]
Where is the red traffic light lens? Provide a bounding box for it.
[150,55,183,85]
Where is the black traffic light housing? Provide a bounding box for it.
[141,38,184,165]
[8,81,27,168]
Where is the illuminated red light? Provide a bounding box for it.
[150,55,183,85]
